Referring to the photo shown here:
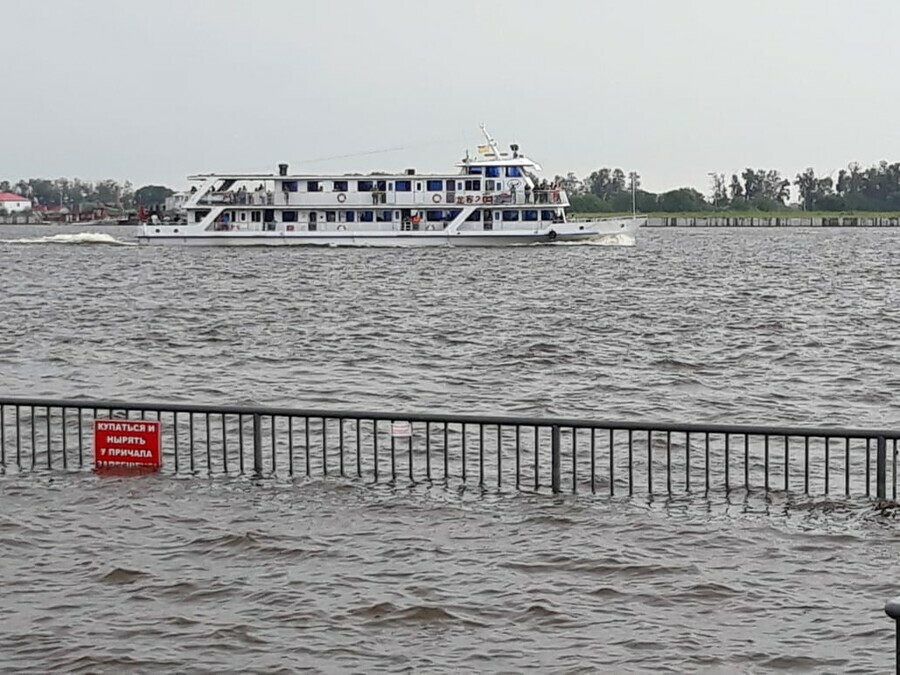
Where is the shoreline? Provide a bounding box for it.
[573,213,900,228]
[5,215,900,229]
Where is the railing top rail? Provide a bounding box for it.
[2,396,899,441]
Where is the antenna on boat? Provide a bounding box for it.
[479,122,501,158]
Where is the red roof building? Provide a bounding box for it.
[0,192,31,213]
[0,192,29,202]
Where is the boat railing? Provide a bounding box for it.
[0,396,897,501]
[194,189,565,210]
[198,191,273,206]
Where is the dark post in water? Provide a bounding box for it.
[551,425,561,494]
[877,436,887,500]
[253,413,263,477]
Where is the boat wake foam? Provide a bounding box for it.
[553,233,637,247]
[0,233,136,247]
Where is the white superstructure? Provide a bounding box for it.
[138,127,644,247]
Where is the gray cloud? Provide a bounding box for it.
[2,0,897,195]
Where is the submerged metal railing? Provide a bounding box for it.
[0,397,898,499]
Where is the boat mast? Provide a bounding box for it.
[479,123,501,158]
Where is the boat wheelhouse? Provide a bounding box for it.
[138,126,645,247]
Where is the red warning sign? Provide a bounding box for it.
[94,419,162,469]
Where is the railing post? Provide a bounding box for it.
[877,436,887,500]
[253,413,263,477]
[551,425,561,494]
[885,598,900,675]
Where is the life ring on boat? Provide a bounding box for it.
[432,194,442,203]
[337,193,346,203]
[548,229,557,241]
[337,224,346,231]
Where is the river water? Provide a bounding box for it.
[1,224,899,672]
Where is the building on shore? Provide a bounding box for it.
[0,192,32,213]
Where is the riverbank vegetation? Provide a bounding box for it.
[563,161,900,214]
[7,159,900,215]
[0,178,172,209]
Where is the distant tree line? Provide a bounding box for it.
[0,178,173,211]
[7,161,900,215]
[563,161,900,213]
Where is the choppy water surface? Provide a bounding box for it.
[1,224,900,672]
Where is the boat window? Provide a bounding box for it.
[333,180,349,191]
[360,211,374,222]
[445,179,455,191]
[468,166,483,175]
[345,211,355,222]
[485,166,501,178]
[283,181,299,192]
[240,212,246,221]
[416,182,422,191]
[376,180,387,191]
[506,166,522,177]
[376,210,392,222]
[523,210,538,221]
[426,210,443,221]
[307,181,320,192]
[541,210,555,220]
[466,210,481,222]
[283,211,298,222]
[502,210,519,221]
[426,180,442,191]
[464,179,481,191]
[448,209,461,220]
[357,180,374,191]
[251,211,261,222]
[326,211,336,222]
[395,180,412,192]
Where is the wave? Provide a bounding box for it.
[1,232,136,246]
[552,233,637,247]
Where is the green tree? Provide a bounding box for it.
[587,168,612,199]
[569,193,612,213]
[553,172,584,195]
[657,188,709,212]
[134,185,174,207]
[709,173,727,207]
[795,168,835,210]
[610,168,626,195]
[728,174,744,202]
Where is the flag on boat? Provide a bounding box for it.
[477,144,491,154]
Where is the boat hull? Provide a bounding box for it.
[136,218,644,247]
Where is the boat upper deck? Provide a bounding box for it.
[179,126,568,212]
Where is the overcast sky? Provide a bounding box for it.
[2,0,899,195]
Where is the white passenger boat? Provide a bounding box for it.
[137,126,645,247]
